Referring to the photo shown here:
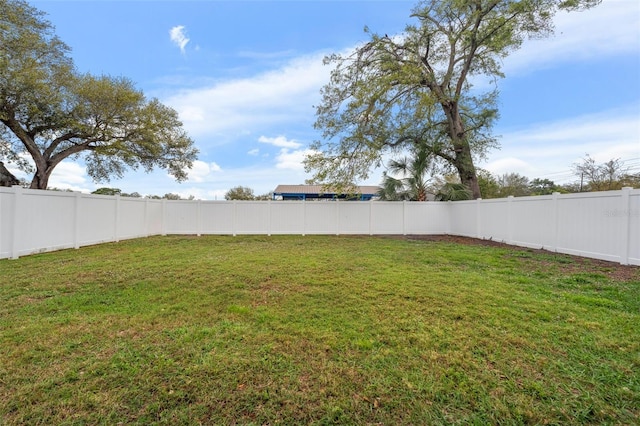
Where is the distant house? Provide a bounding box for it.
[272,184,379,201]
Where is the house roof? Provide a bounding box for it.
[273,185,379,195]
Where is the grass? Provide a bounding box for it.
[0,235,638,425]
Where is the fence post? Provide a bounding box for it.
[619,187,632,265]
[302,201,307,237]
[552,192,560,252]
[114,195,121,242]
[232,200,237,237]
[369,200,373,236]
[506,196,513,244]
[144,198,150,237]
[73,192,81,249]
[10,186,23,260]
[403,201,407,236]
[476,198,483,239]
[196,200,202,237]
[334,201,339,236]
[268,199,272,236]
[161,199,167,236]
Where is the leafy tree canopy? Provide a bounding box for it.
[225,186,256,200]
[0,0,198,189]
[305,0,600,199]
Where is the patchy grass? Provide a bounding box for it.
[0,235,638,425]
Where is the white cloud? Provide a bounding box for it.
[187,160,222,183]
[48,161,91,191]
[169,25,190,54]
[482,106,640,182]
[258,135,302,149]
[162,51,331,140]
[482,157,537,176]
[247,148,260,156]
[275,148,316,171]
[504,0,640,75]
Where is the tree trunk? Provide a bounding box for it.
[1,117,53,189]
[453,142,481,199]
[443,104,482,199]
[29,164,51,189]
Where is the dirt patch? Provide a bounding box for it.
[391,234,640,282]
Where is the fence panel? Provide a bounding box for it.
[476,198,511,243]
[555,192,626,262]
[146,200,164,236]
[235,201,271,235]
[448,201,478,237]
[337,202,371,234]
[163,200,199,234]
[118,198,150,239]
[12,189,76,257]
[0,188,15,258]
[77,195,117,246]
[199,202,235,234]
[370,202,404,234]
[304,203,340,235]
[405,202,450,235]
[509,196,557,248]
[271,202,307,234]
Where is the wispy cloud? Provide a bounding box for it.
[482,106,640,182]
[504,0,639,75]
[258,135,302,149]
[163,51,331,140]
[169,25,190,55]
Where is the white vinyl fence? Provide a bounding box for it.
[1,186,638,265]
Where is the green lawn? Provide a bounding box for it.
[1,235,638,425]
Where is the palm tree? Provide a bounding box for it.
[434,183,472,201]
[377,172,411,200]
[378,144,434,201]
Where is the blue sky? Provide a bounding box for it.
[21,0,640,199]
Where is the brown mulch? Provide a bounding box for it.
[389,234,640,282]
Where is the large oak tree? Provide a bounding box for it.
[0,0,197,189]
[305,0,600,198]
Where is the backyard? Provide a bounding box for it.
[0,235,638,424]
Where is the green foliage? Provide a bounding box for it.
[254,192,273,201]
[378,173,412,201]
[378,143,435,201]
[496,172,531,197]
[477,168,501,198]
[225,185,256,200]
[91,188,188,199]
[574,154,639,192]
[92,187,121,196]
[529,178,559,195]
[163,193,181,200]
[0,0,198,189]
[0,235,636,424]
[434,182,472,201]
